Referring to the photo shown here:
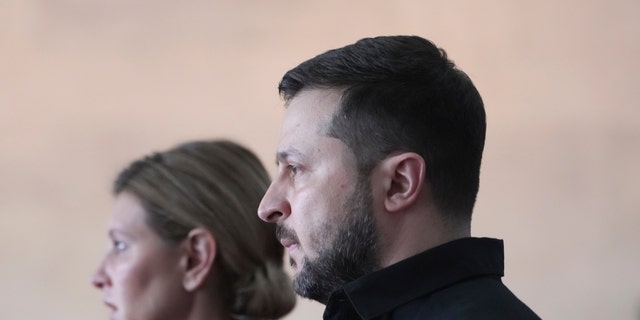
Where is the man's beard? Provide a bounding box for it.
[277,177,379,304]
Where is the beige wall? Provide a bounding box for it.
[1,1,639,319]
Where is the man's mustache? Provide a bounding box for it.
[276,224,300,244]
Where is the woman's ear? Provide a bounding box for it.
[378,152,426,213]
[181,228,216,292]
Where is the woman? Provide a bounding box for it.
[92,140,296,320]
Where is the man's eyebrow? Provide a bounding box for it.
[275,149,302,165]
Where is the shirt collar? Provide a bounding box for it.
[335,237,505,319]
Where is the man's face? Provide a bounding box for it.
[258,89,379,303]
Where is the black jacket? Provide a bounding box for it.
[323,238,541,319]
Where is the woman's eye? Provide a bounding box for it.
[113,241,128,252]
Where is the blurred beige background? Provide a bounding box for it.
[1,1,639,319]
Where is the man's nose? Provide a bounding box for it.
[258,181,291,223]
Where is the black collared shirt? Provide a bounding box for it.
[323,238,540,319]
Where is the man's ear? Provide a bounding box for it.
[378,152,426,213]
[181,228,216,292]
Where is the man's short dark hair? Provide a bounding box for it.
[278,35,486,223]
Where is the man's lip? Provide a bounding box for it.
[280,238,296,248]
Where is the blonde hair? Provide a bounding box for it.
[114,140,295,319]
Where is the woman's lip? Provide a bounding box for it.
[103,301,116,310]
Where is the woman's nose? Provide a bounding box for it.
[91,258,110,289]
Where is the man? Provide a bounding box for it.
[258,35,540,319]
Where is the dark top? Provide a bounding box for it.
[323,238,541,319]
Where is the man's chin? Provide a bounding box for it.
[288,252,303,269]
[287,247,309,270]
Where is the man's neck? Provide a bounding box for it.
[376,207,470,268]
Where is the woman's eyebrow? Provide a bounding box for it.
[108,229,132,239]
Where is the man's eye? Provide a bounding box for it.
[287,165,298,175]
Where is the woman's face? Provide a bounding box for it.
[92,191,190,320]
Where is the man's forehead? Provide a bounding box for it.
[282,89,341,135]
[286,89,341,116]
